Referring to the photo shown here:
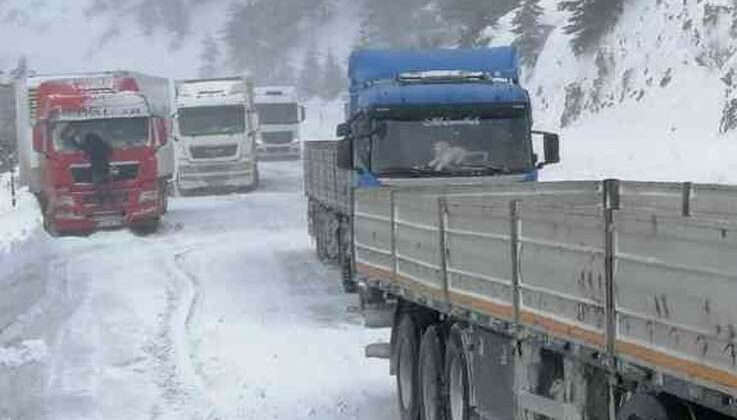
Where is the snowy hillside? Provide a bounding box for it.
[501,0,737,183]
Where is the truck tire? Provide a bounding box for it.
[419,325,445,420]
[341,264,357,293]
[396,314,421,420]
[445,326,470,420]
[131,218,160,235]
[617,393,696,420]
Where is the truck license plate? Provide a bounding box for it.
[96,217,122,228]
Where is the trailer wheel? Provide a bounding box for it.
[341,266,357,293]
[616,392,697,420]
[419,325,445,420]
[396,314,421,420]
[445,326,470,420]
[131,218,160,235]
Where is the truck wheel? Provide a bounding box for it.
[617,393,695,420]
[419,325,445,420]
[131,218,160,235]
[341,263,357,293]
[315,225,325,260]
[396,314,421,420]
[161,191,170,214]
[445,326,470,420]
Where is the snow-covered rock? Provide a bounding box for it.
[496,0,737,183]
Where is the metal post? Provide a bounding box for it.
[438,197,450,303]
[510,200,521,325]
[682,182,693,217]
[390,190,397,281]
[603,179,620,360]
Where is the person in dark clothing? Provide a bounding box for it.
[79,133,113,204]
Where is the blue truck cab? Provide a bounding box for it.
[336,47,560,184]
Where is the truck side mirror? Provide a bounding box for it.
[543,133,560,165]
[336,139,353,170]
[336,123,350,138]
[32,125,47,156]
[300,105,306,122]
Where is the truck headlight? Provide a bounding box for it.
[139,190,159,203]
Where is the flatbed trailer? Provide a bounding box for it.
[353,179,737,420]
[303,140,354,290]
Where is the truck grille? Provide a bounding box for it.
[190,145,238,159]
[84,190,129,206]
[71,163,140,184]
[262,131,293,144]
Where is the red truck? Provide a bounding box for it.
[16,72,175,234]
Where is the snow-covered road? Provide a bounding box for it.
[0,162,396,420]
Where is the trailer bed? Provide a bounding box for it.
[354,180,737,404]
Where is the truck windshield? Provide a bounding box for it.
[178,105,246,137]
[368,116,533,176]
[255,103,300,125]
[52,117,149,152]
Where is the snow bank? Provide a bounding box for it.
[0,172,42,252]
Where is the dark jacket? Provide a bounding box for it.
[80,134,112,185]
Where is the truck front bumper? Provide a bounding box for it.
[50,185,163,233]
[257,142,301,161]
[177,160,256,192]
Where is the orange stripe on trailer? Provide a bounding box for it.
[356,263,737,392]
[394,274,446,301]
[448,290,514,321]
[356,262,392,281]
[616,340,737,391]
[519,310,606,349]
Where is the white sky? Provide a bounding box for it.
[0,0,230,79]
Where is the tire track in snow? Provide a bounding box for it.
[140,247,221,420]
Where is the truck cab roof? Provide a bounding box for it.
[347,47,527,117]
[175,78,251,108]
[356,81,529,113]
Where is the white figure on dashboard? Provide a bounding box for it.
[428,141,469,171]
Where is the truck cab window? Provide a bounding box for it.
[178,106,246,137]
[51,118,149,152]
[369,114,533,176]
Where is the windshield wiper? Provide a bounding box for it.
[380,167,439,177]
[450,164,512,175]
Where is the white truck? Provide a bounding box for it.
[254,86,305,160]
[174,77,259,194]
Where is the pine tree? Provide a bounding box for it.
[357,0,429,48]
[320,50,345,100]
[10,56,29,79]
[198,33,221,78]
[437,0,520,46]
[559,0,625,54]
[299,47,322,99]
[223,0,330,82]
[512,0,547,67]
